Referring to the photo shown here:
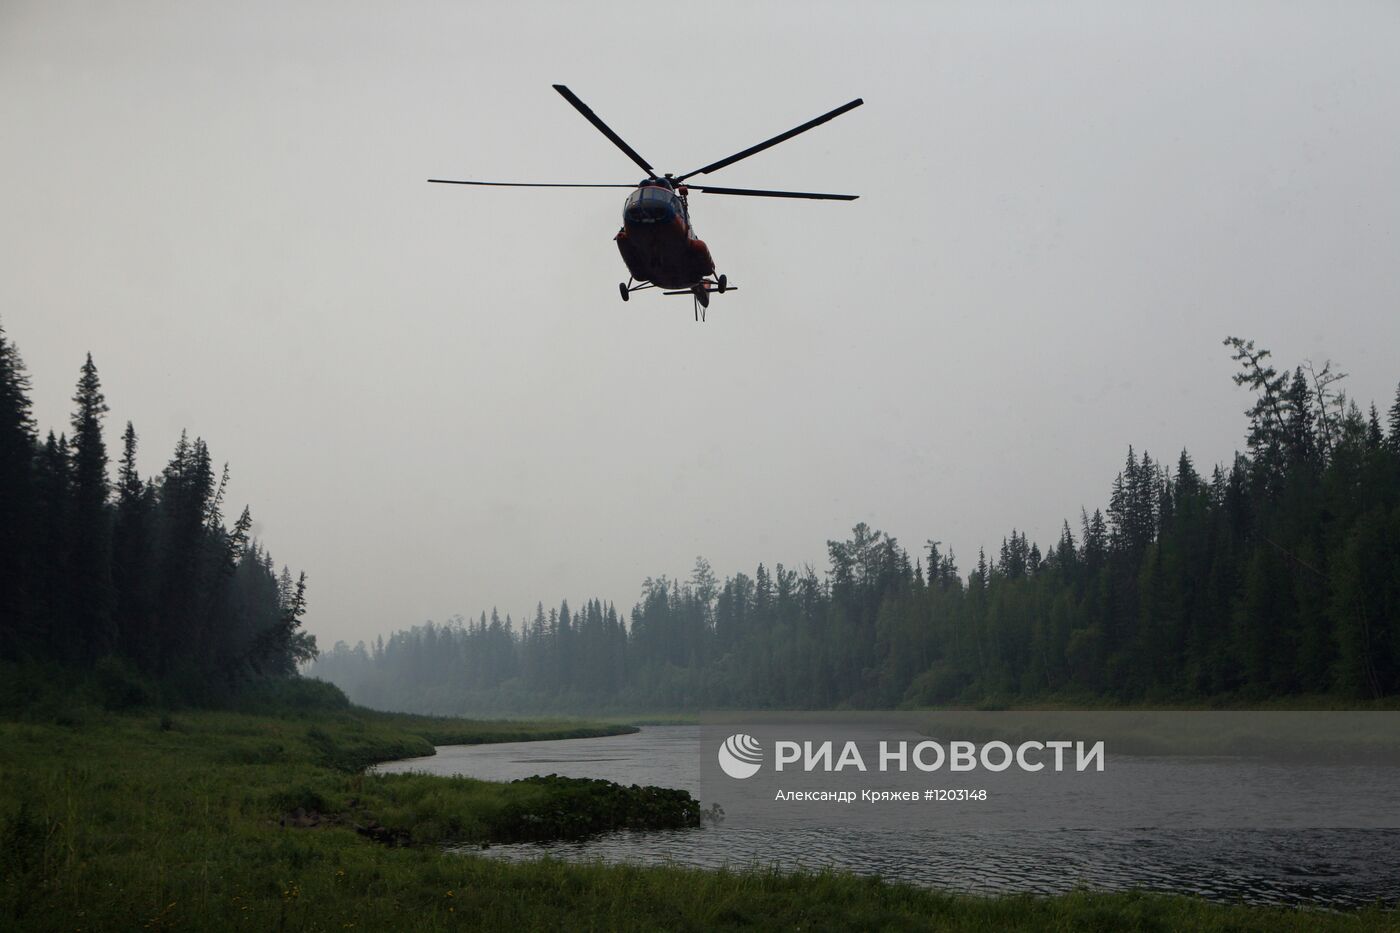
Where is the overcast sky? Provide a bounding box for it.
[3,1,1397,649]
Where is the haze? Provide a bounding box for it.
[3,0,1397,650]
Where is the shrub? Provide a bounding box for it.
[236,677,351,714]
[93,656,154,710]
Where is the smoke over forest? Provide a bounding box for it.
[312,339,1400,713]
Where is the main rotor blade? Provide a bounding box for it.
[428,179,635,188]
[676,98,863,181]
[553,84,656,178]
[690,184,858,200]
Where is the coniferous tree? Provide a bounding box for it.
[1226,336,1288,490]
[0,323,37,656]
[112,422,155,664]
[68,354,115,662]
[1388,382,1400,454]
[33,432,75,657]
[1366,405,1384,451]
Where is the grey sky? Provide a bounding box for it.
[3,1,1398,649]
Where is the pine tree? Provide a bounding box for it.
[1366,405,1384,450]
[1302,359,1347,458]
[69,354,114,662]
[246,569,316,676]
[34,432,74,656]
[0,322,37,656]
[1176,449,1199,497]
[112,422,154,663]
[1388,382,1400,454]
[1283,368,1318,465]
[155,432,217,671]
[1225,336,1288,487]
[1055,521,1077,577]
[1082,509,1108,572]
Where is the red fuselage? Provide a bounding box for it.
[614,184,715,289]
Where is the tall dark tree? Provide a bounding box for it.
[244,569,316,677]
[1225,336,1288,489]
[112,422,155,663]
[0,322,37,657]
[1388,382,1400,454]
[33,433,74,657]
[68,354,115,662]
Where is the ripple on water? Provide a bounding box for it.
[382,726,1400,909]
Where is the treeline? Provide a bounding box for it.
[0,320,314,699]
[312,338,1400,713]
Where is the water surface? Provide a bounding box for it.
[377,725,1400,907]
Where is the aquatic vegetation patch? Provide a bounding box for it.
[493,774,701,841]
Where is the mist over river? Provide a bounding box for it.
[376,725,1400,907]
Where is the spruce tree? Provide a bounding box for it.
[112,422,153,663]
[1366,405,1384,450]
[34,432,74,657]
[69,355,114,661]
[1388,382,1400,454]
[1284,368,1317,464]
[0,322,37,655]
[1176,449,1199,497]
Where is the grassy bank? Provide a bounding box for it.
[2,697,1396,931]
[342,694,1400,724]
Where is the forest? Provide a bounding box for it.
[312,338,1400,713]
[0,319,314,701]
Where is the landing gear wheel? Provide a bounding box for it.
[717,274,727,294]
[619,282,630,302]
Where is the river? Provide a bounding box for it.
[375,725,1400,907]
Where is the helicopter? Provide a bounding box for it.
[430,85,862,321]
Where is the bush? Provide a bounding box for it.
[903,661,970,706]
[271,784,331,814]
[93,656,154,710]
[491,775,701,841]
[0,662,71,716]
[235,677,351,714]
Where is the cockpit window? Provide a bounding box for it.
[624,186,681,224]
[625,188,669,209]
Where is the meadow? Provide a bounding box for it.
[2,682,1397,931]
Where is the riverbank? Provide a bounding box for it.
[363,694,1400,726]
[2,696,1396,930]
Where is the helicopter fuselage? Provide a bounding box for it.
[614,183,715,289]
[429,84,861,318]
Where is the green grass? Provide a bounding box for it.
[2,700,1397,931]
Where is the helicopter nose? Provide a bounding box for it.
[625,203,675,226]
